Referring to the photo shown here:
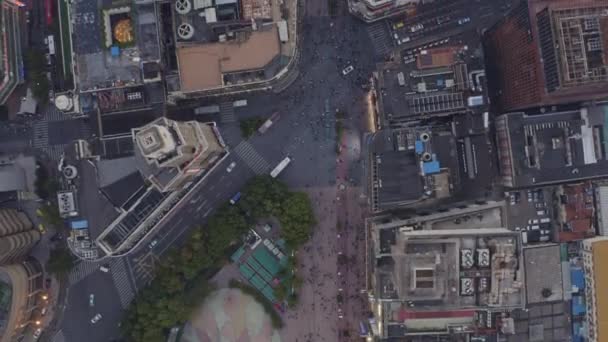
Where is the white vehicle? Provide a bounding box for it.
[536,210,547,216]
[528,219,539,225]
[91,313,102,324]
[540,218,551,224]
[541,230,550,235]
[99,265,110,273]
[41,307,47,316]
[148,239,158,249]
[458,17,471,25]
[410,23,424,32]
[233,99,248,107]
[33,328,42,340]
[521,231,528,244]
[401,36,411,43]
[226,161,236,173]
[342,65,354,75]
[270,157,292,178]
[530,225,540,230]
[89,294,95,307]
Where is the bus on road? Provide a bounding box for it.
[270,157,291,178]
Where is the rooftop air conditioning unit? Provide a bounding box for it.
[175,0,192,15]
[177,23,195,40]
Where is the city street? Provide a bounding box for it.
[50,0,385,338]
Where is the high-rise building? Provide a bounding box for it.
[0,208,40,265]
[0,0,26,105]
[582,237,608,342]
[0,259,44,342]
[483,0,608,113]
[95,118,226,255]
[133,117,225,192]
[348,0,418,23]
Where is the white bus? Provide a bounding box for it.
[270,157,291,178]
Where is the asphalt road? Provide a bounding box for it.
[56,10,377,341]
[55,0,515,338]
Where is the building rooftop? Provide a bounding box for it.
[556,182,595,241]
[371,225,524,337]
[373,39,488,127]
[176,27,280,91]
[369,120,495,213]
[484,0,608,112]
[496,106,608,188]
[70,0,161,94]
[523,245,564,305]
[0,1,25,105]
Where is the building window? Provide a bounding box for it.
[585,18,599,31]
[588,38,602,52]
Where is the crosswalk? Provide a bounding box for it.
[46,106,71,122]
[52,330,65,342]
[68,258,135,309]
[367,21,393,57]
[32,121,49,150]
[47,144,68,161]
[219,102,236,123]
[68,260,103,285]
[233,140,270,174]
[109,257,136,309]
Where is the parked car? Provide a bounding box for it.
[342,65,354,75]
[33,328,42,340]
[99,264,110,273]
[148,239,158,250]
[226,161,236,173]
[229,192,242,205]
[90,313,102,324]
[458,17,471,25]
[410,23,424,32]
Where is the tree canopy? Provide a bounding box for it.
[47,247,75,276]
[121,176,315,341]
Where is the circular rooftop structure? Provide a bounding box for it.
[175,0,192,15]
[54,94,73,112]
[180,288,281,342]
[178,23,195,40]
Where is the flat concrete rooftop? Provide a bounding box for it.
[176,27,280,91]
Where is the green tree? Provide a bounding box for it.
[240,176,288,218]
[46,247,75,276]
[39,204,63,227]
[239,116,264,138]
[279,192,316,248]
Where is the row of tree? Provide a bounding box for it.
[121,176,315,341]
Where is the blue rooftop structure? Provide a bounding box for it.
[71,220,89,230]
[422,160,440,175]
[111,46,120,57]
[571,266,585,293]
[415,140,423,154]
[571,295,586,316]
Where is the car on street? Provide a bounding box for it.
[38,224,46,234]
[148,239,158,249]
[410,23,424,32]
[229,192,242,205]
[342,65,354,76]
[458,17,471,25]
[90,313,102,324]
[99,264,110,272]
[33,328,42,340]
[393,21,404,29]
[89,294,95,307]
[226,161,236,173]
